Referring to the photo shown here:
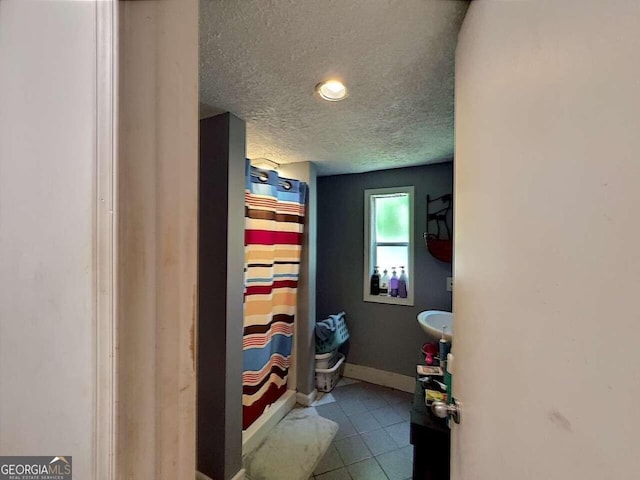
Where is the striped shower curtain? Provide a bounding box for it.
[243,160,307,430]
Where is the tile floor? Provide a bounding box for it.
[310,378,414,480]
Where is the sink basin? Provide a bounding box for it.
[417,310,453,341]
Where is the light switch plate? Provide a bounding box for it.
[447,277,453,292]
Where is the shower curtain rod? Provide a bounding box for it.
[251,157,280,169]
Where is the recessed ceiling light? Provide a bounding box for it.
[315,80,348,102]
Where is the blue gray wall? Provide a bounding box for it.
[316,162,453,377]
[198,113,244,480]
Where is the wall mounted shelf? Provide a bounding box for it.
[424,193,453,263]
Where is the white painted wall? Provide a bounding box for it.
[453,1,640,478]
[0,2,99,478]
[278,162,317,396]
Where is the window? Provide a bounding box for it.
[363,186,414,305]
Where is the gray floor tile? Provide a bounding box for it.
[348,383,372,393]
[350,385,380,402]
[329,412,358,441]
[380,388,412,406]
[335,377,360,388]
[376,447,413,480]
[346,458,389,480]
[392,398,413,414]
[313,443,345,475]
[397,445,413,459]
[315,402,346,421]
[338,398,369,416]
[348,411,383,434]
[384,421,411,447]
[331,384,361,402]
[360,428,399,456]
[307,381,417,480]
[391,402,411,422]
[349,383,371,400]
[371,406,403,427]
[361,382,387,394]
[334,435,372,465]
[315,466,352,480]
[361,394,389,410]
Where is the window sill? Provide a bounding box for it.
[363,294,414,307]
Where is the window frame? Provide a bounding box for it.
[363,186,415,306]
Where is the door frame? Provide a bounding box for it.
[95,1,117,477]
[95,1,199,478]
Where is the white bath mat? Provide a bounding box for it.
[244,407,338,480]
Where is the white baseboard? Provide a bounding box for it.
[343,363,414,393]
[295,389,318,407]
[242,389,296,456]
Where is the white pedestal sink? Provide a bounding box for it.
[417,310,453,341]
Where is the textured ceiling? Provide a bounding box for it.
[200,0,469,176]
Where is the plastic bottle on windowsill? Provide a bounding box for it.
[398,266,408,298]
[370,266,380,295]
[380,269,389,295]
[389,267,399,297]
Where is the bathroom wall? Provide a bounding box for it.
[317,162,453,377]
[278,162,318,397]
[198,113,245,480]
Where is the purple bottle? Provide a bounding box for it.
[389,268,399,297]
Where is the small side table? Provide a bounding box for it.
[410,377,451,479]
